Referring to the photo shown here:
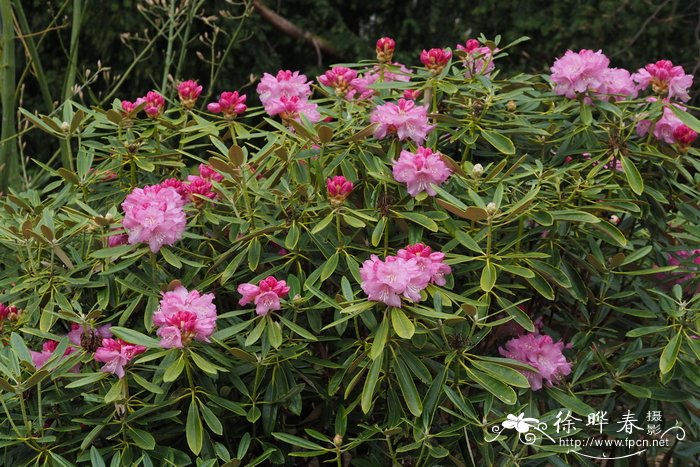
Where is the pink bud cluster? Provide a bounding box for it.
[121,90,166,118]
[370,98,434,144]
[360,244,451,308]
[393,146,452,197]
[420,48,452,74]
[207,91,248,119]
[499,332,572,391]
[550,49,637,102]
[318,67,359,97]
[153,286,218,348]
[177,80,203,109]
[0,302,20,324]
[326,175,354,206]
[238,276,290,316]
[376,37,396,63]
[257,70,320,124]
[456,39,496,78]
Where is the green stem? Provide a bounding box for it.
[0,0,19,191]
[159,0,177,95]
[62,0,83,103]
[174,0,201,78]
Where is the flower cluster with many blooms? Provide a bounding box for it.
[238,276,291,316]
[360,244,451,308]
[393,146,452,197]
[257,70,320,123]
[153,286,218,348]
[371,98,434,144]
[499,332,572,391]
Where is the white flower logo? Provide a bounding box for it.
[502,413,540,434]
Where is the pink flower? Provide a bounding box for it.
[121,100,137,116]
[326,175,353,206]
[550,49,610,99]
[376,37,396,62]
[108,233,128,247]
[31,340,78,369]
[68,323,112,347]
[499,333,572,391]
[257,70,312,110]
[185,175,216,203]
[121,184,187,253]
[177,80,203,108]
[153,286,217,348]
[267,95,321,123]
[420,48,452,73]
[673,125,698,147]
[370,99,434,144]
[403,89,421,100]
[636,100,687,144]
[93,338,146,378]
[158,178,189,198]
[199,163,224,182]
[598,68,637,100]
[397,243,452,286]
[237,276,290,316]
[0,303,18,322]
[360,255,430,307]
[632,60,693,102]
[136,91,165,118]
[318,67,359,97]
[345,73,378,100]
[392,146,451,196]
[456,39,496,78]
[207,91,247,119]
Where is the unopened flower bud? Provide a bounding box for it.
[506,100,517,112]
[609,215,620,225]
[376,37,396,63]
[420,48,452,74]
[486,202,498,215]
[472,163,484,177]
[61,121,70,133]
[326,175,354,207]
[333,434,343,446]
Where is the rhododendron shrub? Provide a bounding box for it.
[0,35,698,466]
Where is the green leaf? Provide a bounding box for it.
[393,211,439,232]
[190,351,223,375]
[163,354,185,382]
[65,372,107,389]
[466,368,516,405]
[591,219,627,247]
[619,382,652,398]
[129,428,155,450]
[131,372,163,394]
[160,247,182,269]
[371,217,387,247]
[579,103,593,125]
[247,238,261,271]
[471,360,530,388]
[90,446,106,467]
[320,253,339,282]
[245,317,267,347]
[621,156,643,195]
[361,352,383,414]
[394,359,423,416]
[271,432,325,451]
[480,261,497,292]
[186,401,203,455]
[551,210,600,223]
[110,326,159,348]
[285,223,300,250]
[626,326,668,337]
[659,332,682,375]
[90,244,135,258]
[267,319,283,349]
[279,316,318,341]
[199,402,224,435]
[390,307,415,339]
[481,129,515,155]
[310,213,334,234]
[525,270,555,300]
[370,315,389,360]
[546,388,594,417]
[669,105,700,132]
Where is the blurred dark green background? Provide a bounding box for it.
[19,0,700,113]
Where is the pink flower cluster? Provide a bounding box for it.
[456,39,496,78]
[153,286,217,348]
[636,99,697,145]
[94,338,146,379]
[360,244,451,307]
[257,70,320,123]
[550,49,636,101]
[31,340,78,370]
[0,302,19,324]
[499,332,572,391]
[632,60,693,102]
[656,249,700,289]
[238,276,290,316]
[121,184,187,253]
[393,146,451,196]
[31,323,112,370]
[177,80,203,109]
[207,91,247,119]
[326,175,354,206]
[121,90,166,118]
[420,48,452,74]
[371,98,434,144]
[318,67,359,97]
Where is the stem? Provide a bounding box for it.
[174,0,200,78]
[0,0,19,191]
[61,0,82,103]
[159,0,177,95]
[335,209,344,248]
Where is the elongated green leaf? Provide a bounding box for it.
[393,211,439,232]
[394,359,422,416]
[272,432,325,451]
[471,360,529,388]
[621,156,643,195]
[129,428,155,450]
[370,315,389,360]
[390,307,415,339]
[186,401,203,455]
[245,317,267,347]
[267,320,283,349]
[361,352,383,414]
[466,368,516,405]
[163,354,185,383]
[110,327,159,348]
[480,261,497,292]
[546,388,594,417]
[659,332,681,374]
[481,129,515,155]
